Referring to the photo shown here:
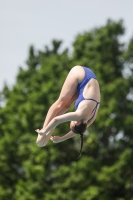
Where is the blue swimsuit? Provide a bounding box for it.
[75,66,100,121]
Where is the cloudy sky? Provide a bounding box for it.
[0,0,133,90]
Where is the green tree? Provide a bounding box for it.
[0,20,133,200]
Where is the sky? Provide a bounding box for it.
[0,0,133,90]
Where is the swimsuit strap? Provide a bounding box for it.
[85,98,100,104]
[87,98,100,122]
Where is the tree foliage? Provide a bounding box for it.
[0,19,133,200]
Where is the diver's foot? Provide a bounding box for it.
[35,129,45,135]
[36,133,46,147]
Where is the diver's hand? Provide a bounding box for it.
[50,136,63,143]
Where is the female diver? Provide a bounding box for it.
[36,66,100,157]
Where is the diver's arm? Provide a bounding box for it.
[50,130,76,143]
[37,111,82,136]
